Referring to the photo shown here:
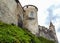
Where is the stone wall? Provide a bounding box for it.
[0,0,58,43]
[0,0,23,26]
[38,25,58,43]
[16,3,23,27]
[23,5,39,35]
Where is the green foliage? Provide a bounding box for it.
[38,37,55,43]
[0,21,55,43]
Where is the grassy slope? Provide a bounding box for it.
[0,22,55,43]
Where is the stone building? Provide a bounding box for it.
[38,22,58,43]
[0,0,58,43]
[0,0,39,35]
[23,5,38,35]
[0,0,23,26]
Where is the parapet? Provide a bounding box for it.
[23,5,38,11]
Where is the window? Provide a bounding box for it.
[28,11,35,20]
[30,11,34,17]
[29,11,34,17]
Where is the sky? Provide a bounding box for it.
[19,0,60,43]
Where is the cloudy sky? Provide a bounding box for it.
[19,0,60,43]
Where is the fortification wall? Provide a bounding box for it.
[0,0,23,26]
[38,25,58,43]
[23,5,39,35]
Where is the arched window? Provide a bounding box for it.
[30,11,34,17]
[29,11,34,17]
[28,11,35,20]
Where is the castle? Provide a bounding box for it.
[0,0,58,43]
[38,22,58,43]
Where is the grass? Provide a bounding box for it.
[0,21,55,43]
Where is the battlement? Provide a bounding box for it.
[23,5,38,11]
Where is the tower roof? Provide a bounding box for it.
[49,21,54,27]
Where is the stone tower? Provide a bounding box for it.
[49,21,55,33]
[23,5,39,35]
[49,21,58,43]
